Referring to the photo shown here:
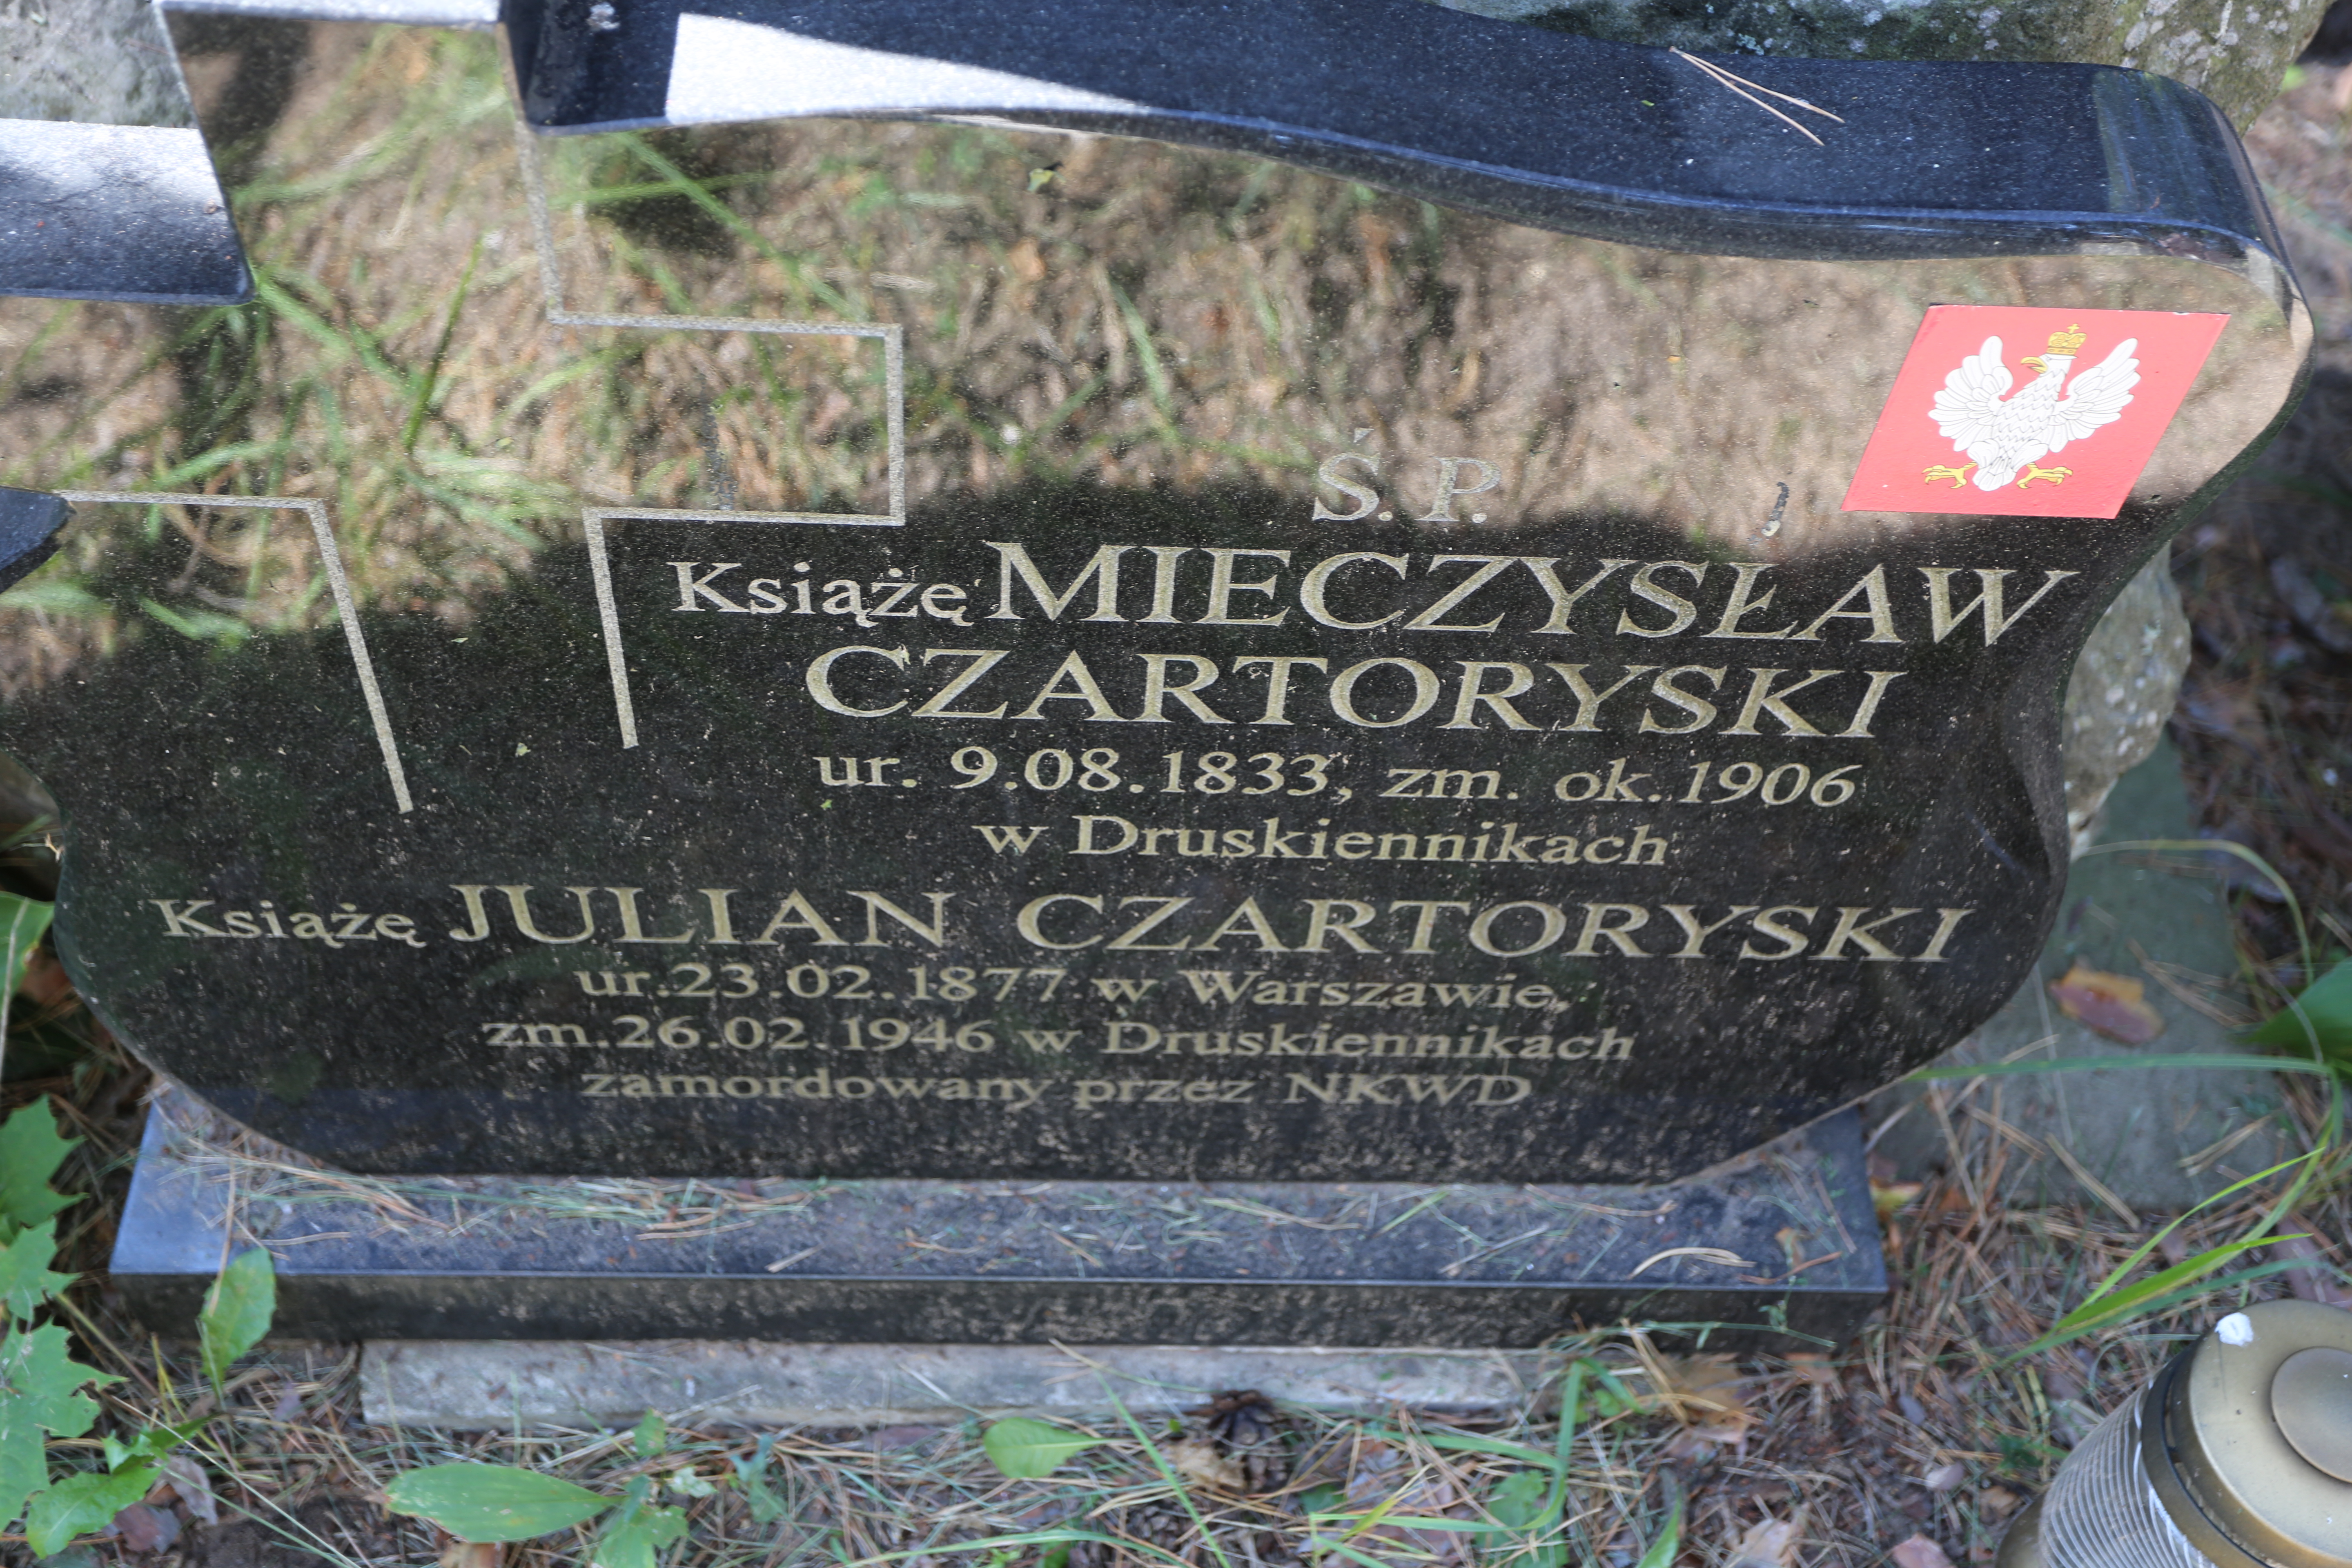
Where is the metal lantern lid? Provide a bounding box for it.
[2147,1299,2352,1568]
[2000,1300,2352,1568]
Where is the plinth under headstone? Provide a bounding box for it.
[114,1086,1884,1352]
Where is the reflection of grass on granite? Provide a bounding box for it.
[148,1089,1861,1288]
[13,20,2285,711]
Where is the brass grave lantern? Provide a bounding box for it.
[2000,1300,2352,1568]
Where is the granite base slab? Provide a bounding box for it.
[112,1091,1883,1351]
[361,1341,1557,1427]
[1866,740,2286,1212]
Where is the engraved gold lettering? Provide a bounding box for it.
[1388,899,1469,954]
[1724,667,1842,736]
[1298,552,1406,629]
[1198,549,1291,626]
[1740,905,1818,960]
[911,648,1011,719]
[851,891,951,948]
[806,644,909,718]
[1704,562,1796,639]
[1302,900,1379,953]
[1791,565,1902,642]
[1568,903,1650,956]
[1191,897,1289,951]
[988,541,1129,621]
[1418,457,1500,521]
[1330,658,1439,727]
[1443,661,1538,730]
[1914,907,1974,962]
[749,891,849,947]
[1013,650,1125,722]
[1135,653,1229,722]
[498,885,597,944]
[1310,452,1381,521]
[1921,566,2077,645]
[1616,561,1707,637]
[1523,557,1633,635]
[607,887,697,944]
[1232,655,1329,723]
[1404,555,1512,633]
[1661,903,1760,957]
[1018,893,1104,949]
[1638,665,1726,734]
[671,561,749,612]
[1546,663,1657,730]
[1812,906,1922,961]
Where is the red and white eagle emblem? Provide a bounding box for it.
[1844,306,2227,518]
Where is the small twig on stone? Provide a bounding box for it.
[1672,50,1845,146]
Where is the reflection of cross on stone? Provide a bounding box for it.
[508,120,908,751]
[52,491,415,814]
[697,401,741,512]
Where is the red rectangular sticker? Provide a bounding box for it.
[1842,305,2228,517]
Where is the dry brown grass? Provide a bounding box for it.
[2,1011,2343,1568]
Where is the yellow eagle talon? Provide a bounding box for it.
[1923,463,1975,488]
[2017,463,2072,489]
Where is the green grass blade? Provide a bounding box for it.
[1107,280,1176,423]
[2051,1235,2287,1333]
[2014,1261,2312,1357]
[403,236,483,453]
[1101,1383,1233,1568]
[2068,1149,2318,1316]
[1355,1427,1564,1471]
[843,1528,1194,1568]
[1633,1488,1683,1568]
[1303,1537,1398,1568]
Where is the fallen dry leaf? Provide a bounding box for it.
[159,1455,218,1525]
[1728,1512,1806,1568]
[1922,1462,1966,1492]
[1979,1486,2022,1521]
[1871,1178,1923,1224]
[1786,1352,1841,1422]
[1892,1536,1956,1568]
[1652,1352,1751,1425]
[2269,1232,2352,1306]
[1167,1436,1244,1492]
[2048,962,2165,1043]
[19,946,73,1011]
[438,1542,499,1568]
[1662,1422,1752,1459]
[861,1424,943,1450]
[109,1502,179,1555]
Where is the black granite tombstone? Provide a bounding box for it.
[0,0,2311,1343]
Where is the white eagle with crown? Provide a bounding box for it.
[1923,323,2140,492]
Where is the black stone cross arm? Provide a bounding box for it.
[0,0,2311,1179]
[512,0,2281,265]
